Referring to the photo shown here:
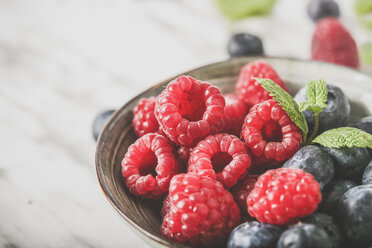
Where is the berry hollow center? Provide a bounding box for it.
[138,151,158,177]
[211,152,233,173]
[179,91,206,122]
[262,120,282,142]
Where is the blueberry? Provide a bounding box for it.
[294,84,350,137]
[362,160,372,185]
[277,223,332,248]
[92,109,115,141]
[227,33,264,57]
[354,116,372,156]
[354,116,372,134]
[336,185,372,247]
[227,221,283,248]
[320,179,357,214]
[302,213,343,248]
[282,145,335,189]
[323,147,370,182]
[307,0,340,22]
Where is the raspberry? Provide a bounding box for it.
[132,97,160,137]
[161,173,240,247]
[247,168,321,225]
[311,18,359,69]
[230,174,258,220]
[222,94,248,136]
[241,99,302,166]
[155,76,225,147]
[188,133,251,188]
[121,133,178,199]
[176,146,192,170]
[162,194,171,217]
[236,61,289,108]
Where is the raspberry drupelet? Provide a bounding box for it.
[188,133,251,188]
[155,76,225,147]
[176,146,193,171]
[236,61,289,108]
[241,99,302,166]
[247,168,321,225]
[132,97,160,137]
[121,133,178,199]
[222,94,248,136]
[230,174,258,221]
[161,194,171,217]
[161,173,241,247]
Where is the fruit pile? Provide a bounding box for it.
[121,60,372,248]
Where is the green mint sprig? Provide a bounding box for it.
[298,79,328,144]
[255,78,308,143]
[312,127,372,149]
[298,79,328,114]
[257,78,372,150]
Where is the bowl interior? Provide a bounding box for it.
[95,57,372,248]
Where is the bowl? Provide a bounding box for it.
[95,57,372,248]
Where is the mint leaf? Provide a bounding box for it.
[299,102,323,113]
[299,79,328,114]
[299,102,309,112]
[306,79,328,108]
[312,127,372,148]
[256,78,308,141]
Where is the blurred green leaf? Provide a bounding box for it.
[354,0,372,15]
[360,42,372,64]
[216,0,276,21]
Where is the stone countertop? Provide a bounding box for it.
[0,0,370,247]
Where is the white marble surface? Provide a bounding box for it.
[0,0,371,247]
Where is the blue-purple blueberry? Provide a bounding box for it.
[336,185,372,247]
[323,147,370,182]
[307,0,340,23]
[320,179,357,214]
[354,116,372,134]
[283,145,335,189]
[227,33,264,57]
[302,213,342,248]
[362,160,372,185]
[277,224,332,248]
[227,221,283,248]
[92,109,115,141]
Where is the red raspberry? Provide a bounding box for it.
[161,173,240,247]
[188,133,251,188]
[162,194,171,217]
[247,168,321,225]
[121,133,178,199]
[230,174,258,221]
[236,61,289,108]
[312,18,359,69]
[222,94,248,136]
[155,76,225,147]
[132,97,160,137]
[176,146,192,170]
[241,99,302,167]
